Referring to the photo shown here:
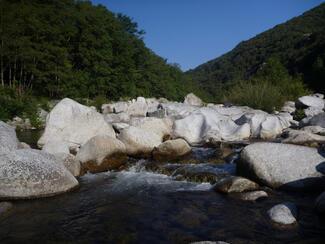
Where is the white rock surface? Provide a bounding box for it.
[127,97,148,117]
[239,142,325,190]
[0,121,19,154]
[38,98,115,151]
[297,95,324,109]
[0,149,78,199]
[184,93,203,106]
[118,126,162,157]
[76,135,127,173]
[268,203,297,225]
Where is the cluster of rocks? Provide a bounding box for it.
[1,92,325,224]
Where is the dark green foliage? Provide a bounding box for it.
[187,3,325,98]
[224,57,309,112]
[0,0,186,103]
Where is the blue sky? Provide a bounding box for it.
[92,0,324,71]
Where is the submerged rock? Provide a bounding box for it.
[0,202,13,217]
[152,139,191,161]
[267,202,298,225]
[0,149,78,199]
[238,142,325,191]
[315,191,325,214]
[236,190,268,201]
[76,135,127,173]
[212,176,259,193]
[38,98,115,151]
[0,121,19,154]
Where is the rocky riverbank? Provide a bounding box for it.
[1,92,325,241]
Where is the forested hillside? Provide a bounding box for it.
[187,3,325,100]
[0,0,187,101]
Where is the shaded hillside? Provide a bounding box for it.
[187,3,325,100]
[0,0,186,100]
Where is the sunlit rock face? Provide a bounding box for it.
[0,149,78,199]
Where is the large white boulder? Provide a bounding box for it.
[129,117,173,140]
[76,135,127,173]
[297,95,324,109]
[184,93,203,106]
[173,108,249,145]
[38,98,115,151]
[152,139,191,161]
[127,97,148,117]
[117,126,162,157]
[238,142,325,191]
[0,121,19,154]
[0,149,78,199]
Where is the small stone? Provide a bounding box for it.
[237,190,268,201]
[213,176,259,193]
[267,202,298,225]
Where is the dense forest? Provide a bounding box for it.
[0,0,189,101]
[187,3,325,100]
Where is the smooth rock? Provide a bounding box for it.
[315,191,325,214]
[76,135,127,173]
[38,98,115,150]
[239,143,325,191]
[304,107,324,117]
[281,101,296,114]
[237,190,268,201]
[118,126,162,157]
[55,153,81,177]
[282,129,325,146]
[184,93,203,106]
[0,121,19,154]
[127,97,148,117]
[297,95,324,109]
[152,139,191,161]
[0,149,78,199]
[130,117,173,141]
[268,202,298,225]
[104,112,130,124]
[309,113,325,128]
[302,126,325,136]
[42,140,70,155]
[213,176,259,193]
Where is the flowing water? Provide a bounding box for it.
[0,131,324,243]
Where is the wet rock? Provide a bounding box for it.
[153,139,191,161]
[213,176,259,193]
[76,135,127,173]
[315,191,325,214]
[236,190,268,201]
[0,121,19,154]
[172,163,234,184]
[0,149,78,199]
[184,93,203,106]
[267,202,298,225]
[38,98,115,151]
[118,126,162,157]
[238,142,325,191]
[0,202,13,216]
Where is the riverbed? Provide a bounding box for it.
[0,131,324,243]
